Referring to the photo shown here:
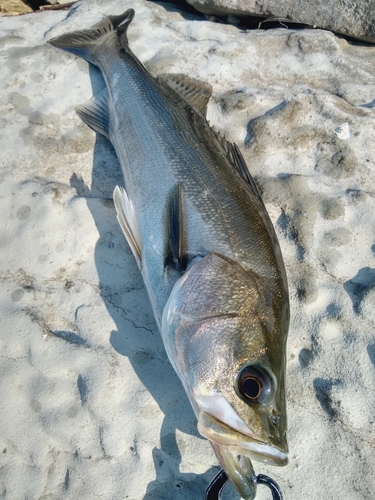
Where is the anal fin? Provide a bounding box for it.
[75,87,110,139]
[113,186,141,268]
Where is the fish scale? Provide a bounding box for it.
[49,9,289,499]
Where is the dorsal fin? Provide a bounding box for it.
[210,125,264,205]
[228,142,265,206]
[165,184,187,272]
[158,74,212,116]
[211,125,232,157]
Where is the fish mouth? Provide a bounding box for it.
[235,439,288,466]
[195,396,288,466]
[208,428,288,467]
[225,437,288,466]
[219,418,288,467]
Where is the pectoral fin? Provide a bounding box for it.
[165,184,187,272]
[113,186,141,268]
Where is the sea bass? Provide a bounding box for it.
[49,10,289,499]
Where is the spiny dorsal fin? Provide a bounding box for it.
[48,9,135,64]
[113,186,142,269]
[166,184,187,272]
[75,87,110,139]
[210,125,264,205]
[158,74,212,117]
[229,142,265,205]
[211,125,232,157]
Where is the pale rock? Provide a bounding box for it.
[186,0,375,43]
[1,0,375,499]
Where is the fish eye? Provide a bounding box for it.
[236,364,273,404]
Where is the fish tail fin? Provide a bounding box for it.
[48,8,134,64]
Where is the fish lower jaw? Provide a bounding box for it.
[229,440,288,466]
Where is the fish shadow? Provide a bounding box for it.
[70,63,226,499]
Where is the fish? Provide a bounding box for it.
[49,9,290,499]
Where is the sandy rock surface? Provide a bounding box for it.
[0,0,32,15]
[0,0,77,16]
[186,0,375,43]
[1,0,375,499]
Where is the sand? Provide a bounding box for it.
[1,0,375,498]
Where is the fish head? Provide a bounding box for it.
[162,252,289,499]
[194,348,288,499]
